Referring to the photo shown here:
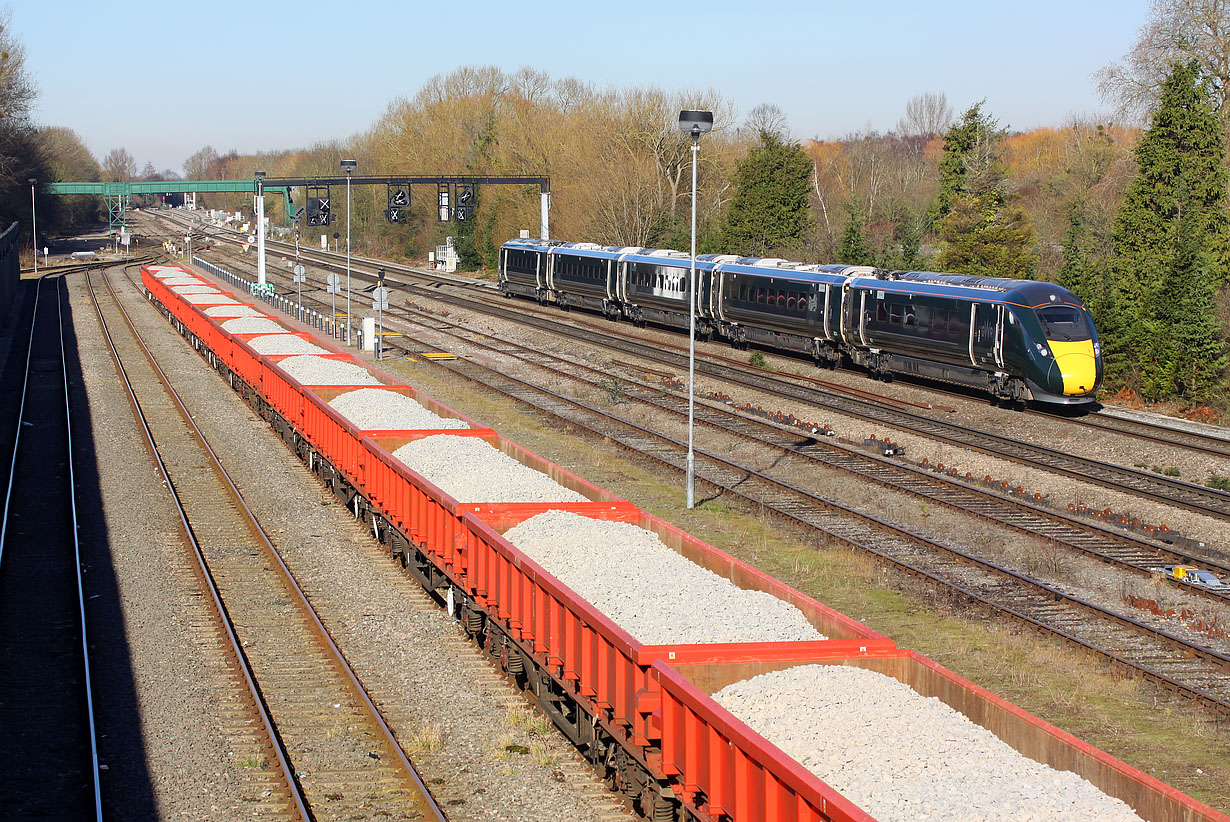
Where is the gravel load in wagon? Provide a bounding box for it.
[205,305,266,319]
[392,436,587,504]
[275,355,380,386]
[171,285,219,294]
[713,665,1145,822]
[328,388,468,431]
[248,335,329,355]
[504,510,825,645]
[163,277,204,286]
[221,317,290,334]
[182,293,239,305]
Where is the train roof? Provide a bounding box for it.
[500,239,1086,308]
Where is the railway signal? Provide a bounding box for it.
[437,183,450,222]
[387,184,410,208]
[384,207,402,223]
[307,196,331,226]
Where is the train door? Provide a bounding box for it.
[969,303,1004,368]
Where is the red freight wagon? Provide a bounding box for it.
[362,431,627,576]
[654,650,1230,822]
[457,507,890,751]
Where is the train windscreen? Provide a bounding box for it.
[1036,306,1092,341]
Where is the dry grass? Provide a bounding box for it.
[403,721,443,755]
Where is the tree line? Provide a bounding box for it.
[3,1,1229,409]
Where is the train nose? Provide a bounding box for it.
[1049,341,1097,395]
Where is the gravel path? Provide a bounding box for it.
[714,665,1144,822]
[68,274,283,819]
[392,435,589,503]
[504,510,825,644]
[328,388,469,431]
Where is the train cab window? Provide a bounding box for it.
[1036,306,1091,341]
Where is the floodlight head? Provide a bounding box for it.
[678,110,714,135]
[340,159,357,173]
[28,178,35,186]
[253,170,266,179]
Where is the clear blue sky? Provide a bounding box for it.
[16,0,1150,175]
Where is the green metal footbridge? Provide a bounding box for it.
[44,180,292,230]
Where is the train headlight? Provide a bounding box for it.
[1035,343,1049,357]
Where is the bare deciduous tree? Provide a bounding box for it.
[1097,0,1230,121]
[744,103,790,141]
[183,145,219,179]
[101,148,136,182]
[896,92,953,137]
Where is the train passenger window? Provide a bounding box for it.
[890,304,902,324]
[915,306,929,332]
[932,313,946,337]
[947,311,961,339]
[904,306,916,327]
[777,293,787,308]
[756,289,766,304]
[786,295,797,311]
[877,302,888,322]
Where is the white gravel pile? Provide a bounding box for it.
[328,388,468,431]
[171,285,219,294]
[221,317,289,334]
[205,305,266,319]
[503,510,825,645]
[163,277,204,285]
[248,335,329,355]
[713,665,1145,822]
[275,355,380,386]
[182,293,239,304]
[392,436,588,504]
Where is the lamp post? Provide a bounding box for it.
[341,158,357,345]
[678,109,713,509]
[254,171,267,288]
[28,179,36,274]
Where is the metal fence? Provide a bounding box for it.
[0,223,20,326]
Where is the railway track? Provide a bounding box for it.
[389,301,1230,599]
[87,260,444,821]
[383,311,1230,717]
[168,215,1230,523]
[0,271,103,820]
[145,241,1230,720]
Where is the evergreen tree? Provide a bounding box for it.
[1152,204,1227,400]
[716,131,812,257]
[932,102,1036,278]
[1108,58,1228,397]
[1056,199,1089,296]
[931,101,988,224]
[838,199,872,265]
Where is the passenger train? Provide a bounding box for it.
[498,239,1102,405]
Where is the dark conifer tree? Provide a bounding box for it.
[715,131,812,257]
[1108,58,1228,398]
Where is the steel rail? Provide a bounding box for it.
[99,260,445,821]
